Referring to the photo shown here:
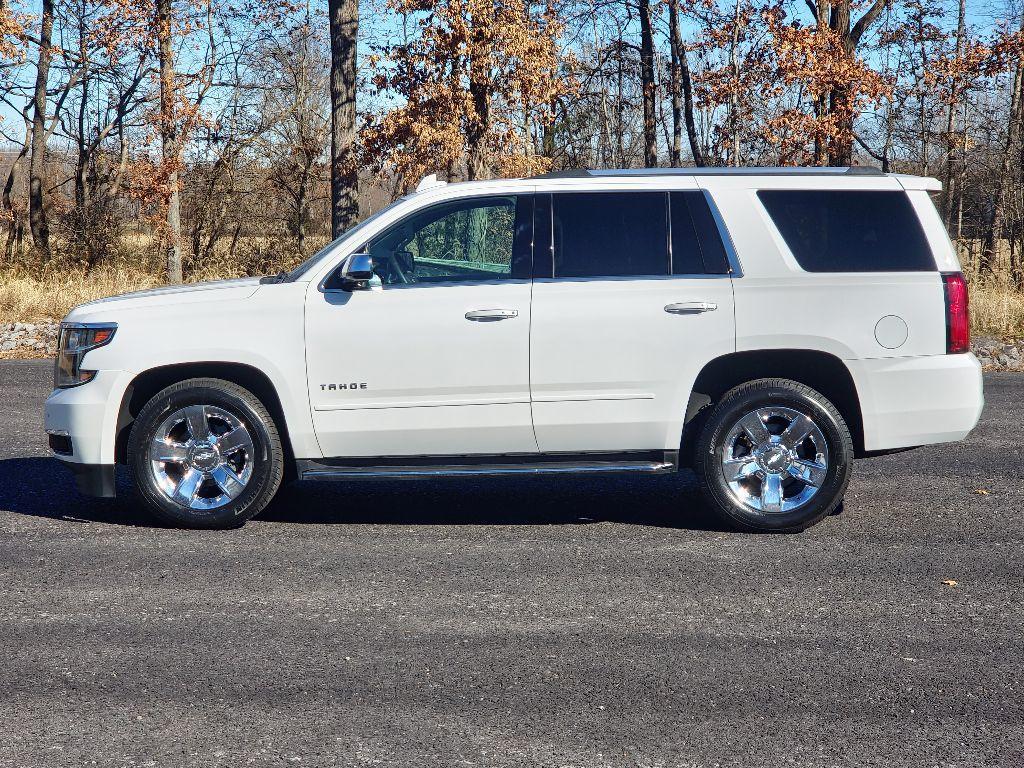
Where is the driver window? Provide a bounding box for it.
[366,196,518,285]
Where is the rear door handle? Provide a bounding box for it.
[465,309,519,321]
[665,301,718,315]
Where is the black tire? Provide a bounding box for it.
[127,378,284,528]
[693,378,853,533]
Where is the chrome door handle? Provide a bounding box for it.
[665,301,718,315]
[465,309,519,321]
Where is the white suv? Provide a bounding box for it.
[44,167,984,532]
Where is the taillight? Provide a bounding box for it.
[942,272,970,354]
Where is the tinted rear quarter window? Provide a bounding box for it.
[757,190,935,272]
[671,191,730,275]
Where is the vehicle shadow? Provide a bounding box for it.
[0,456,726,531]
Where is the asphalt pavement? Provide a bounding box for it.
[1,360,1021,767]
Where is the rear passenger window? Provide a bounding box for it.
[758,190,934,272]
[671,191,730,274]
[552,192,668,278]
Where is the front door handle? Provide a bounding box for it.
[665,301,718,315]
[465,309,519,321]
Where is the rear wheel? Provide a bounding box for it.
[693,378,853,532]
[127,378,284,528]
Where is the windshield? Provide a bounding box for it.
[283,195,412,281]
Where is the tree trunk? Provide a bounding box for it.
[917,11,929,175]
[728,0,742,165]
[668,0,705,167]
[466,79,490,179]
[982,41,1024,276]
[466,10,492,181]
[329,0,359,236]
[942,0,966,225]
[3,101,31,261]
[76,0,93,265]
[638,0,657,167]
[156,0,182,283]
[668,1,681,166]
[29,0,54,258]
[823,0,892,165]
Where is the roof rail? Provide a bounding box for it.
[845,165,885,176]
[532,166,885,178]
[531,168,592,179]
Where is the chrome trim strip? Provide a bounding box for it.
[313,397,530,411]
[530,393,655,403]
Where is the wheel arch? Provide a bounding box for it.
[114,362,296,478]
[680,349,865,465]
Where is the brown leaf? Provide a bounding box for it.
[942,580,958,587]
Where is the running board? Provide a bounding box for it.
[297,452,677,481]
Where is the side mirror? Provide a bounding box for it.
[338,253,375,290]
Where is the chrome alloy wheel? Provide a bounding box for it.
[150,404,255,511]
[720,406,829,514]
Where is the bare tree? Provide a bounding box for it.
[638,0,657,167]
[29,0,54,257]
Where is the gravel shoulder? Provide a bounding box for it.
[0,361,1022,767]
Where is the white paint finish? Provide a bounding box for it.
[904,189,961,272]
[732,273,946,359]
[46,169,984,475]
[305,280,537,457]
[529,276,736,451]
[849,353,984,450]
[44,369,134,464]
[57,280,319,461]
[311,403,536,457]
[76,277,261,310]
[874,315,909,349]
[707,186,948,360]
[894,174,943,192]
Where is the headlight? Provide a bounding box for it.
[54,322,117,388]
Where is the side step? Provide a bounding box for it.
[297,452,678,481]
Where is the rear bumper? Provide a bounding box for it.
[851,353,984,452]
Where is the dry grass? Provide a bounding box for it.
[0,267,163,324]
[0,232,314,324]
[970,282,1024,340]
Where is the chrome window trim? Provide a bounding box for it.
[319,275,530,295]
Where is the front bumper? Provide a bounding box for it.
[43,369,132,467]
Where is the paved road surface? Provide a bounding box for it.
[1,360,1021,767]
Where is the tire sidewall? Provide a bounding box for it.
[128,384,278,528]
[698,383,852,532]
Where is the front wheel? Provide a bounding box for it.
[693,378,853,532]
[127,378,284,528]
